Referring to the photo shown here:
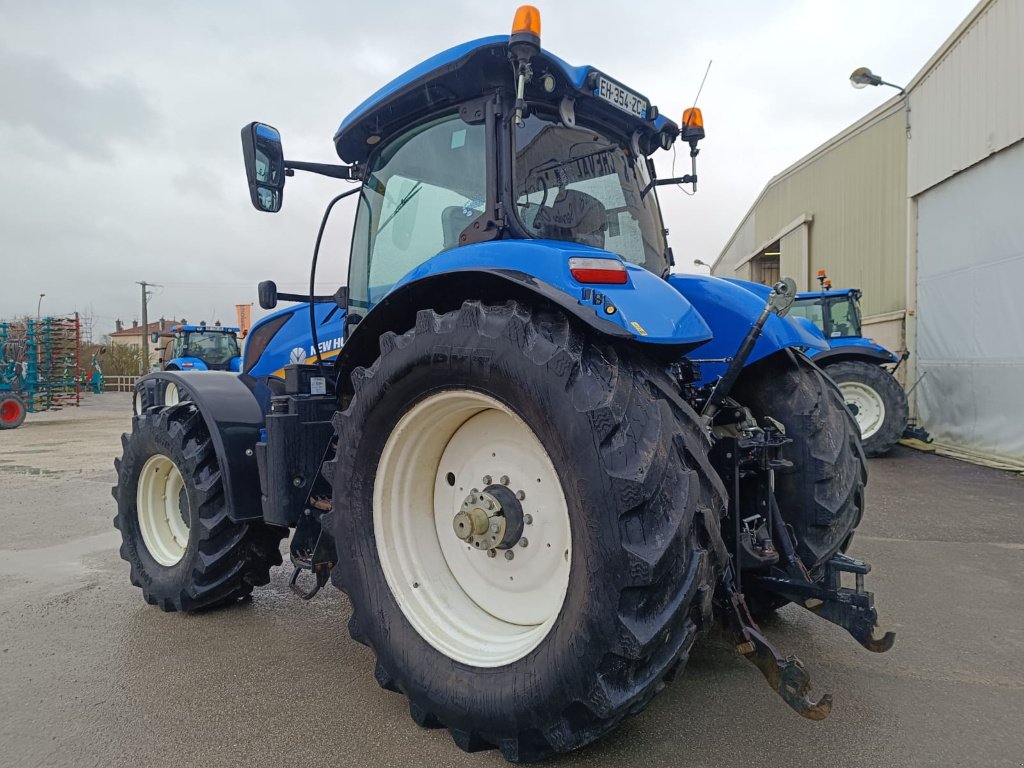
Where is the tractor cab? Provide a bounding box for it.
[790,288,863,339]
[241,9,709,331]
[162,324,242,372]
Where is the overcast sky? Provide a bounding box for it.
[0,0,977,338]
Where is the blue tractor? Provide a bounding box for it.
[113,8,892,761]
[787,272,910,456]
[156,323,243,373]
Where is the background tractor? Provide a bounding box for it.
[113,8,892,761]
[155,323,243,373]
[788,271,912,455]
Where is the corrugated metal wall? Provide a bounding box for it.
[714,106,908,318]
[752,108,907,316]
[908,0,1024,197]
[717,216,757,280]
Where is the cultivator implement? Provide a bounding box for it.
[1,315,83,428]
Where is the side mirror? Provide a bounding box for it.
[151,332,159,344]
[241,122,285,213]
[258,280,278,310]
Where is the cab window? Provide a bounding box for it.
[349,114,487,310]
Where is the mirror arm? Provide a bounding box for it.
[276,291,335,303]
[284,160,362,181]
[641,175,697,199]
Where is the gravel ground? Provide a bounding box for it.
[1,392,1022,768]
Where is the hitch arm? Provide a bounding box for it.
[721,573,833,720]
[753,553,896,654]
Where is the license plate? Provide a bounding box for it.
[595,76,648,119]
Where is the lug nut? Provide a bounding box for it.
[504,550,515,561]
[516,490,526,501]
[518,538,528,548]
[488,549,497,558]
[523,513,533,525]
[482,475,492,485]
[500,475,510,485]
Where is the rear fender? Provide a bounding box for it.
[376,240,712,347]
[811,343,900,365]
[134,371,270,522]
[164,356,208,371]
[336,242,713,396]
[667,274,828,385]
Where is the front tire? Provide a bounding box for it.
[823,360,908,457]
[113,404,286,611]
[327,301,725,762]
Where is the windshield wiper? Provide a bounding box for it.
[377,182,423,234]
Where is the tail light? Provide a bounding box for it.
[568,257,627,285]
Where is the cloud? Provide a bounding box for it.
[0,0,979,334]
[0,44,157,162]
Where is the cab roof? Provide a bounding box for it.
[334,36,675,164]
[172,325,240,333]
[795,289,860,300]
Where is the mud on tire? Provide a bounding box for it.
[112,404,286,612]
[326,300,726,762]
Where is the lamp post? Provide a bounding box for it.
[693,259,712,273]
[36,293,45,320]
[850,66,910,137]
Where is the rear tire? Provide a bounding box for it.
[0,394,27,429]
[112,404,286,611]
[327,300,725,762]
[732,351,867,613]
[823,360,908,457]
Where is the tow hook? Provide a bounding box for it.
[722,571,833,721]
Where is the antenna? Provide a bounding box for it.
[686,60,713,127]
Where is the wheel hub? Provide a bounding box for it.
[453,489,506,549]
[452,483,526,551]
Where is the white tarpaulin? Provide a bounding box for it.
[916,139,1024,463]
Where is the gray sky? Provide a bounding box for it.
[0,0,977,338]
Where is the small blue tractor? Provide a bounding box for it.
[788,271,909,456]
[113,8,892,760]
[156,323,243,373]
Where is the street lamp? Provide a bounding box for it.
[693,259,712,273]
[849,66,905,93]
[850,66,910,137]
[36,293,45,320]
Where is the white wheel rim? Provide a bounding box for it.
[136,453,190,566]
[164,382,180,406]
[839,381,886,440]
[373,390,572,668]
[134,389,144,415]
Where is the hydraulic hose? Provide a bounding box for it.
[308,187,361,380]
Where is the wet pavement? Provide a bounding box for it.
[1,393,1022,767]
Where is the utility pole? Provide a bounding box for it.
[137,281,160,374]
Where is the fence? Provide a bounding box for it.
[104,376,139,392]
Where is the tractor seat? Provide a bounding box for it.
[531,189,607,248]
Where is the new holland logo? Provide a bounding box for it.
[289,347,306,364]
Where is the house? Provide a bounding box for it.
[109,317,184,370]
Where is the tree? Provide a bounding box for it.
[101,337,146,376]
